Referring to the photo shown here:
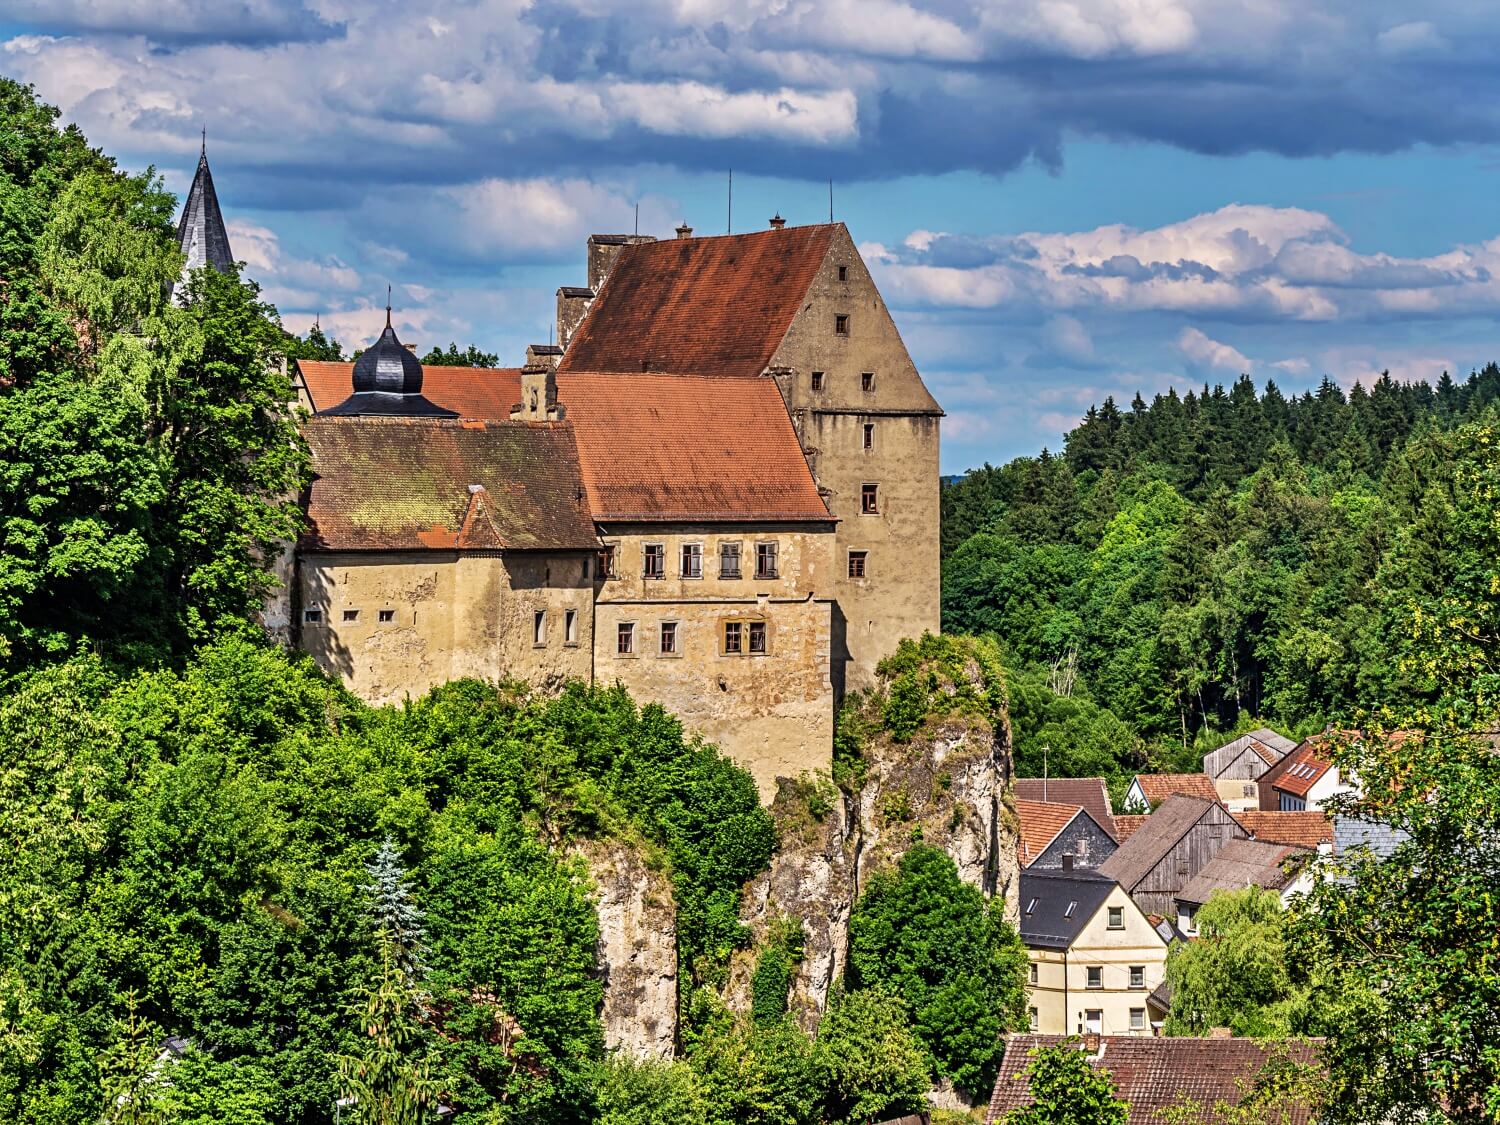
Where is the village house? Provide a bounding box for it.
[163,153,945,801]
[1122,772,1220,813]
[1016,801,1118,870]
[1098,795,1249,918]
[1173,838,1314,935]
[1014,777,1118,838]
[1019,866,1168,1037]
[1203,727,1295,810]
[1233,809,1333,851]
[1257,737,1349,812]
[987,1034,1321,1124]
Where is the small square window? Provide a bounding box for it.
[863,422,874,450]
[723,621,743,654]
[1130,966,1145,989]
[617,622,635,655]
[834,314,849,336]
[303,609,322,624]
[660,621,678,654]
[811,371,825,391]
[861,371,874,392]
[342,609,359,623]
[643,543,665,579]
[564,609,578,645]
[1029,963,1038,985]
[719,541,742,579]
[848,550,868,579]
[1107,907,1124,930]
[1130,1008,1146,1030]
[681,543,702,579]
[378,609,395,624]
[755,541,778,580]
[837,264,848,282]
[533,610,547,646]
[748,621,767,654]
[861,484,879,514]
[1086,967,1102,990]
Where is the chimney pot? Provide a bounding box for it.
[675,222,693,239]
[1062,854,1075,871]
[769,214,786,230]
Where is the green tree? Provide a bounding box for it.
[846,845,1027,1095]
[1002,1039,1127,1125]
[812,988,929,1124]
[688,1017,819,1125]
[595,1056,709,1125]
[419,343,499,367]
[337,937,441,1125]
[1164,886,1313,1038]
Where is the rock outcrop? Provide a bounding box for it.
[728,635,1020,1026]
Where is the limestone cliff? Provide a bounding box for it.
[728,634,1020,1025]
[568,837,679,1058]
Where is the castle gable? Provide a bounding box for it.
[557,225,836,377]
[301,416,596,552]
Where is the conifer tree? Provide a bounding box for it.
[365,837,429,981]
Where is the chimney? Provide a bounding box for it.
[769,213,786,230]
[586,233,656,292]
[1061,854,1075,871]
[1081,1033,1102,1056]
[1208,1027,1233,1040]
[512,360,563,423]
[675,222,693,239]
[556,287,594,349]
[525,343,562,373]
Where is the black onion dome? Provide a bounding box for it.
[353,320,424,394]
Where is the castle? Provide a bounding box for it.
[182,151,942,798]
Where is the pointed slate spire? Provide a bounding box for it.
[171,129,234,300]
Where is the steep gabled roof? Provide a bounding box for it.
[1131,773,1220,806]
[1018,869,1119,950]
[301,416,597,552]
[1016,801,1086,866]
[1272,743,1334,797]
[1099,796,1224,891]
[1112,814,1150,842]
[1234,810,1332,849]
[557,225,838,377]
[987,1035,1321,1124]
[559,371,830,523]
[297,361,520,420]
[1015,778,1116,837]
[1177,839,1310,907]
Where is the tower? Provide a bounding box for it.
[171,130,234,300]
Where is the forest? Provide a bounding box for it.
[1,75,1497,1124]
[942,369,1500,793]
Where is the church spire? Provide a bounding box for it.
[170,129,234,300]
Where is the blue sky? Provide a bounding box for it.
[5,1,1500,471]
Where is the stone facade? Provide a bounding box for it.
[1028,812,1118,872]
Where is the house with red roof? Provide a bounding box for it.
[1016,801,1118,870]
[1257,738,1349,811]
[1123,772,1221,812]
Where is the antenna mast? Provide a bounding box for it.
[727,169,733,233]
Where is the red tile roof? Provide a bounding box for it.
[1132,772,1220,805]
[1014,778,1115,836]
[558,372,830,523]
[1016,801,1085,866]
[557,225,837,378]
[1272,744,1333,798]
[297,360,520,419]
[301,416,597,552]
[1112,814,1150,842]
[987,1035,1322,1124]
[1233,810,1333,849]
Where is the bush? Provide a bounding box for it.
[812,989,929,1124]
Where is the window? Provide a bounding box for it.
[680,543,702,579]
[755,541,778,579]
[1025,897,1039,916]
[1063,900,1077,919]
[598,545,616,578]
[719,541,742,579]
[1084,1010,1103,1034]
[861,484,879,514]
[304,609,323,624]
[848,550,868,579]
[617,622,634,655]
[643,543,665,579]
[1029,1007,1039,1032]
[1029,963,1038,985]
[724,621,743,654]
[342,609,359,623]
[378,609,395,623]
[660,621,678,655]
[837,265,848,282]
[834,313,849,336]
[1107,906,1124,930]
[533,610,547,646]
[861,371,874,392]
[863,422,874,450]
[811,371,825,391]
[1130,966,1145,989]
[1086,967,1102,990]
[748,621,767,654]
[564,609,578,645]
[1130,1008,1146,1031]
